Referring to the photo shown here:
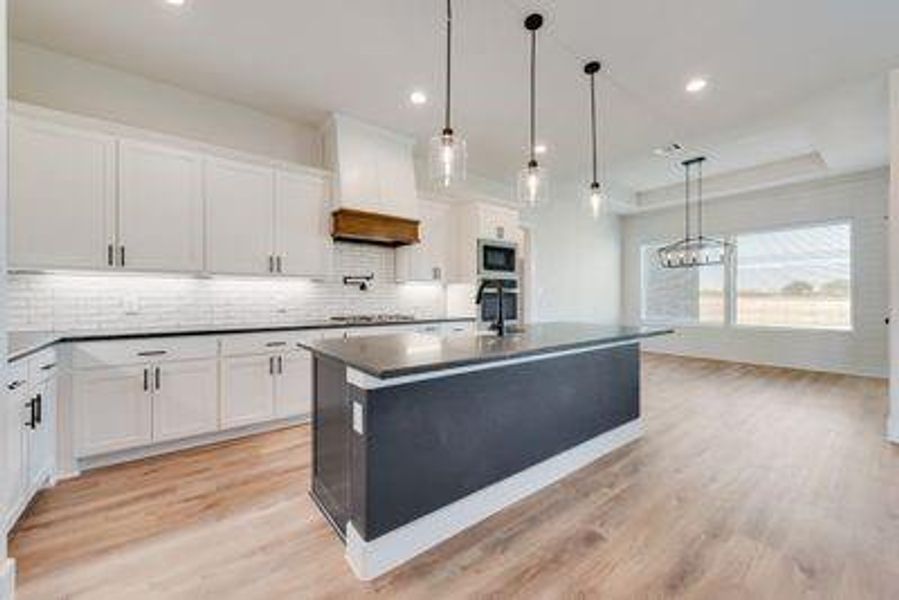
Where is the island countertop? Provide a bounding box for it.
[299,322,672,379]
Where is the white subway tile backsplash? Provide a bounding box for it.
[9,243,448,332]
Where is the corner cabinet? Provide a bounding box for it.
[9,116,117,270]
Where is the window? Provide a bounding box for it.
[640,221,852,331]
[641,244,724,324]
[735,222,851,330]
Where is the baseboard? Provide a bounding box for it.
[345,419,642,581]
[0,558,14,600]
[78,416,309,472]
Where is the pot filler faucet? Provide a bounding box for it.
[476,279,507,337]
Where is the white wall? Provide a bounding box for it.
[888,70,899,442]
[622,169,889,377]
[9,41,320,166]
[525,183,622,324]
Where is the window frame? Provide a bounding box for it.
[639,218,855,333]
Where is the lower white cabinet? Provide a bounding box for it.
[74,365,153,457]
[152,359,219,442]
[220,355,276,429]
[3,350,58,533]
[275,350,313,418]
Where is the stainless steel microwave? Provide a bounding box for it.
[478,239,518,279]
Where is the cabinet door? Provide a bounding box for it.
[3,378,28,521]
[274,171,330,278]
[26,376,57,490]
[152,359,219,442]
[73,366,152,457]
[220,355,275,429]
[205,158,275,275]
[275,350,313,418]
[118,141,204,272]
[9,117,116,270]
[396,200,448,282]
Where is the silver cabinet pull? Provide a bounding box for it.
[265,341,286,348]
[277,355,283,374]
[276,255,283,273]
[143,368,149,392]
[269,356,275,375]
[40,363,57,371]
[155,366,161,391]
[137,350,168,357]
[7,380,26,391]
[118,246,126,267]
[268,255,275,273]
[107,244,114,266]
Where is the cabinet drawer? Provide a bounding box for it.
[72,337,218,369]
[28,348,59,384]
[221,331,320,357]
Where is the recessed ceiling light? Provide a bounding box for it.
[164,0,187,5]
[534,143,548,155]
[685,78,708,93]
[409,91,428,106]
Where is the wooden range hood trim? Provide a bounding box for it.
[331,208,421,247]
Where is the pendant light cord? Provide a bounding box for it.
[529,27,537,164]
[590,74,597,183]
[684,161,691,241]
[444,0,453,133]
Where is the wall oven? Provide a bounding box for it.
[478,279,519,326]
[478,239,518,279]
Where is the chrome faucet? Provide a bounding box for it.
[475,279,507,337]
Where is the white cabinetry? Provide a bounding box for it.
[72,338,219,457]
[449,202,522,283]
[275,350,313,418]
[396,200,451,282]
[220,355,276,429]
[118,140,204,272]
[9,116,116,270]
[324,114,418,220]
[73,365,153,456]
[3,350,58,533]
[274,170,330,278]
[152,359,219,442]
[205,158,276,276]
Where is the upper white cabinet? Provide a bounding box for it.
[274,171,330,278]
[205,158,276,276]
[9,116,116,270]
[396,199,451,282]
[118,140,204,272]
[323,114,418,220]
[9,108,332,278]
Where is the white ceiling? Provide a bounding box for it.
[10,0,899,196]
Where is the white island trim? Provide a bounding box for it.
[345,418,642,580]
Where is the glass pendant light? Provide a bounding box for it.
[584,60,606,219]
[517,13,549,207]
[657,157,732,268]
[429,0,466,187]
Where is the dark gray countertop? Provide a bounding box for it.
[7,317,475,363]
[300,323,672,379]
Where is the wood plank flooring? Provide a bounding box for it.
[10,353,899,599]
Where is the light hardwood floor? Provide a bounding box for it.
[10,353,899,599]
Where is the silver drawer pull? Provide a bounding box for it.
[41,363,57,371]
[265,341,287,348]
[7,380,26,391]
[137,350,168,357]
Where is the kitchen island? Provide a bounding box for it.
[301,323,671,580]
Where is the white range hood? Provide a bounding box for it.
[322,114,420,245]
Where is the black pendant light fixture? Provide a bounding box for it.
[517,13,548,207]
[584,60,605,219]
[657,157,732,268]
[428,0,466,187]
